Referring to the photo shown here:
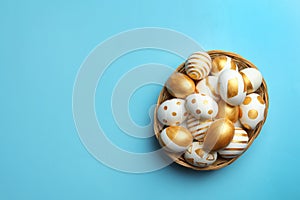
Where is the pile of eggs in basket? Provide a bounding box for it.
[156,51,266,167]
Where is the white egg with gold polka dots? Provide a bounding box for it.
[184,142,217,167]
[218,69,246,106]
[218,127,249,159]
[157,99,188,126]
[196,76,220,101]
[185,93,218,120]
[240,68,263,93]
[239,93,266,130]
[186,115,213,141]
[185,51,212,80]
[211,56,238,76]
[159,126,193,153]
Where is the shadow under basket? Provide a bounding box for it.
[154,50,269,170]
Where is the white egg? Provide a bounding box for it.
[211,56,238,76]
[186,115,213,141]
[239,93,266,130]
[218,127,249,159]
[218,69,246,106]
[196,76,220,101]
[157,99,188,126]
[185,51,212,80]
[185,93,218,120]
[159,126,193,153]
[184,142,217,167]
[240,68,263,93]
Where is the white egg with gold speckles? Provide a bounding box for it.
[211,56,238,76]
[184,142,217,167]
[185,51,212,80]
[186,115,213,141]
[157,99,188,126]
[239,93,266,130]
[218,69,246,106]
[218,127,249,159]
[185,93,218,120]
[159,126,193,153]
[240,68,263,93]
[196,76,220,101]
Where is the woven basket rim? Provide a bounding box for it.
[153,50,269,170]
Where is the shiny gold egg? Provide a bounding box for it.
[165,72,195,98]
[203,118,235,151]
[216,100,239,123]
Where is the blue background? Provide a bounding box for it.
[1,0,299,199]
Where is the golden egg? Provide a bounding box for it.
[211,56,237,76]
[203,118,235,151]
[216,100,239,123]
[159,126,193,153]
[165,72,195,98]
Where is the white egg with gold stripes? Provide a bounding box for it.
[184,142,217,167]
[218,127,249,159]
[185,51,212,80]
[218,69,246,106]
[239,93,266,130]
[186,115,213,141]
[159,126,193,153]
[196,76,220,101]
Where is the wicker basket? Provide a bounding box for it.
[154,50,269,170]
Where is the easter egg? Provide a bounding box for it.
[185,51,212,80]
[165,72,195,98]
[216,100,239,123]
[186,115,213,141]
[239,93,266,130]
[185,93,218,120]
[157,99,188,126]
[203,118,235,151]
[218,69,246,106]
[196,76,220,101]
[211,56,238,76]
[218,127,249,159]
[240,68,263,93]
[184,142,217,167]
[159,126,193,153]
